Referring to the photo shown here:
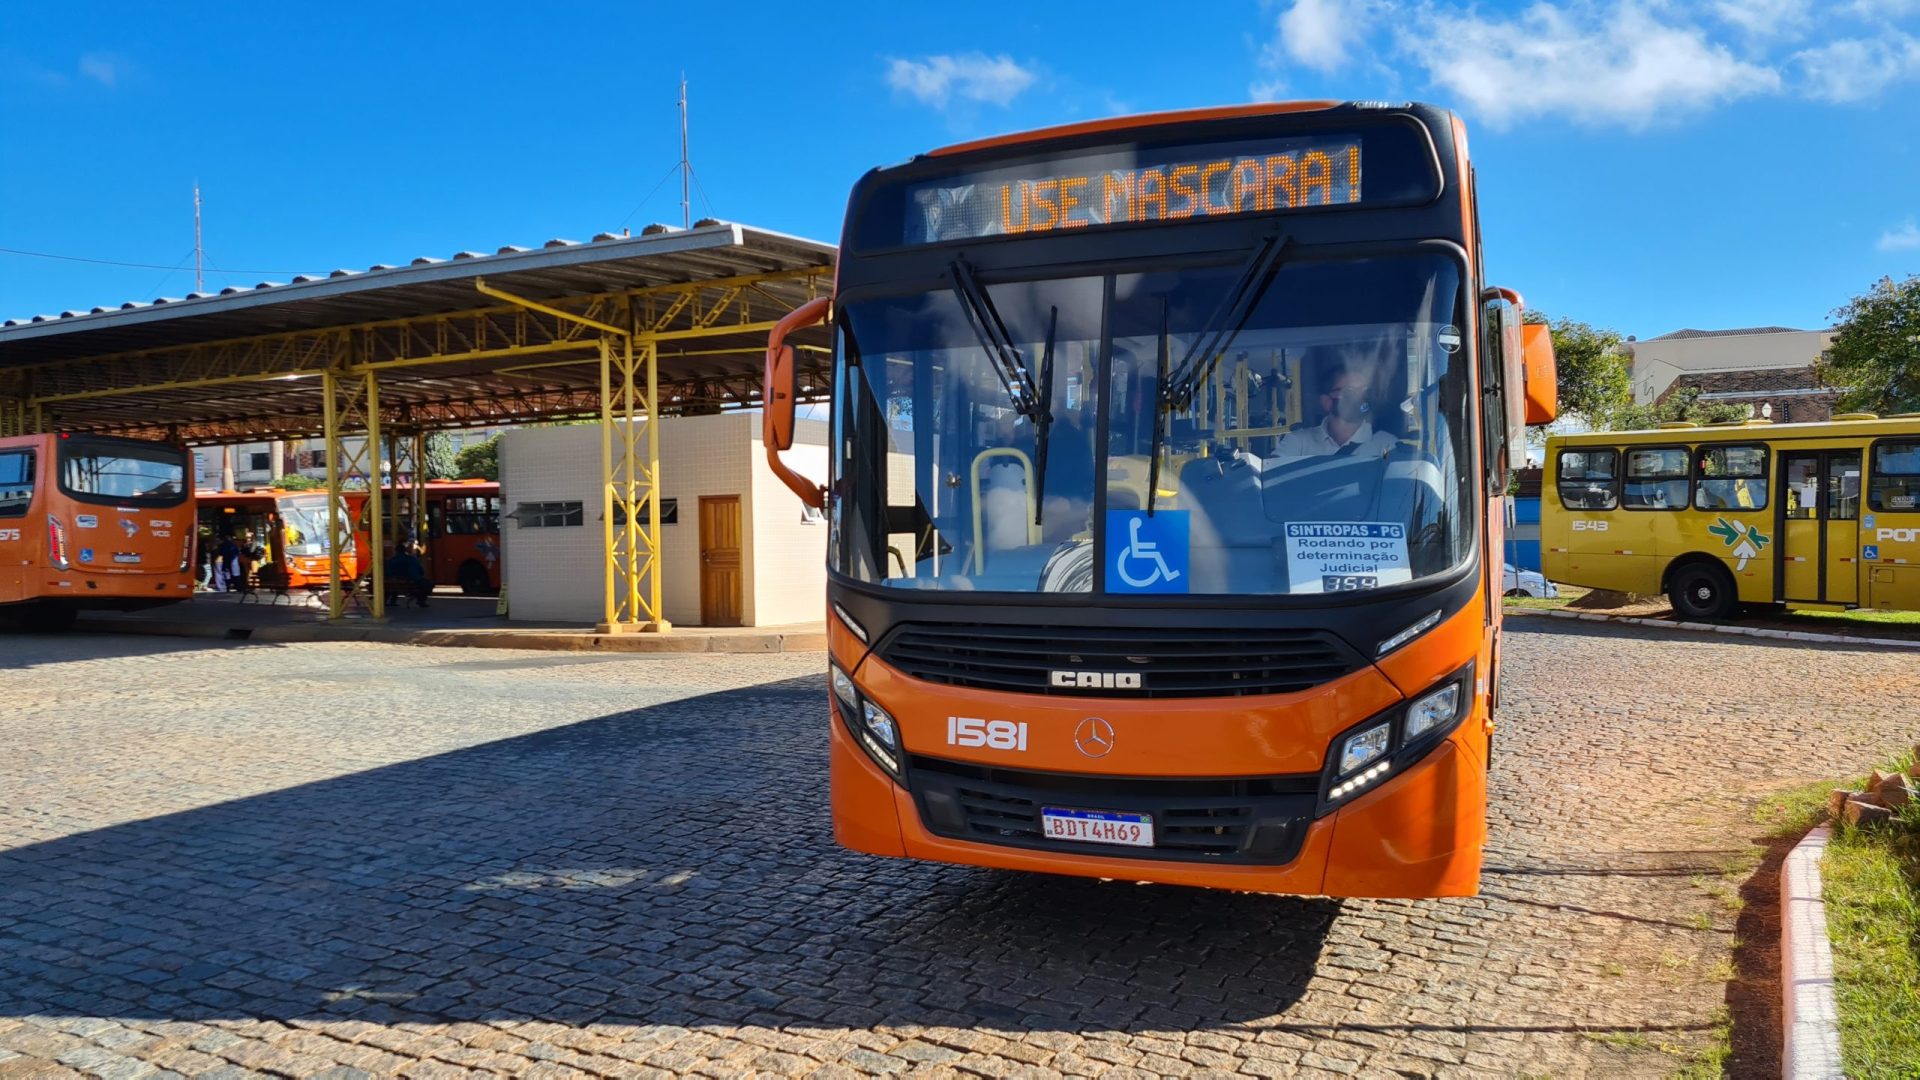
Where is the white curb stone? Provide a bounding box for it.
[1781,825,1843,1079]
[1519,607,1920,651]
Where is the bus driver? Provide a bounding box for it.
[1272,346,1399,464]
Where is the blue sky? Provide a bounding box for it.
[2,1,1917,339]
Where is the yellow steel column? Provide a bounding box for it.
[322,365,348,619]
[410,430,428,545]
[641,334,668,631]
[598,337,618,629]
[620,334,641,623]
[0,398,20,438]
[365,374,385,619]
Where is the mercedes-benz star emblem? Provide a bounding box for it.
[1073,717,1115,758]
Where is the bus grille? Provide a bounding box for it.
[874,622,1362,698]
[908,757,1318,865]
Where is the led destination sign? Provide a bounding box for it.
[906,134,1363,245]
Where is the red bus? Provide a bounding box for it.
[348,480,502,594]
[765,102,1556,897]
[2,432,195,629]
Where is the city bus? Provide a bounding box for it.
[762,101,1557,898]
[1543,415,1920,619]
[347,480,502,594]
[197,488,354,589]
[1,432,195,628]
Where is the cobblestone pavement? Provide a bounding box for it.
[1,622,1915,1079]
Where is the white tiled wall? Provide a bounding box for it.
[500,415,829,627]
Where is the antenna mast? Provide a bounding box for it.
[193,183,204,292]
[678,76,691,229]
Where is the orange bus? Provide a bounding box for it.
[764,101,1557,897]
[1,432,195,629]
[197,488,354,588]
[347,480,502,594]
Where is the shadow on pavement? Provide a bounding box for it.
[0,675,1338,1034]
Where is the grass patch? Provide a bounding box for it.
[1824,794,1920,1076]
[1666,1007,1733,1079]
[1784,607,1920,627]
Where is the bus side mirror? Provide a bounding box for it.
[763,297,831,507]
[1521,322,1558,425]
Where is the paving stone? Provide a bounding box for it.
[0,627,1905,1076]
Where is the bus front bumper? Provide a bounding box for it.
[828,704,1488,899]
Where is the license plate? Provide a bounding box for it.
[1040,806,1154,848]
[112,554,142,564]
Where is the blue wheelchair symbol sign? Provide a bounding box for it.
[1864,544,1880,561]
[1106,510,1189,594]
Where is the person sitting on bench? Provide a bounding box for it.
[383,541,433,608]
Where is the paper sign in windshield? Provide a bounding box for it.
[1284,522,1412,593]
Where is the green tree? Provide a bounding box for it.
[424,432,459,480]
[275,473,324,491]
[1816,273,1920,414]
[1525,313,1635,428]
[453,434,499,481]
[1607,385,1751,431]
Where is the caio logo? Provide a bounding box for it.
[1050,670,1144,690]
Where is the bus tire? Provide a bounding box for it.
[457,561,493,596]
[1667,562,1737,621]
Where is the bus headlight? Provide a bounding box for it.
[830,663,903,780]
[1338,723,1391,775]
[1405,682,1462,740]
[1320,662,1475,813]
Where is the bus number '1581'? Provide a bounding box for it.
[948,717,1028,751]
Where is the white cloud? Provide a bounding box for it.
[1396,3,1781,129]
[1794,32,1920,101]
[77,53,116,88]
[885,54,1036,109]
[1712,0,1812,39]
[1880,219,1920,251]
[1270,0,1378,72]
[1248,76,1289,102]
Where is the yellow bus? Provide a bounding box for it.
[1542,415,1920,619]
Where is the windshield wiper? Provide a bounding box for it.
[1163,233,1290,413]
[1030,306,1058,527]
[949,258,1042,421]
[1147,301,1170,516]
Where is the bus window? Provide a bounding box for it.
[59,439,187,504]
[1693,445,1767,511]
[1871,440,1920,512]
[1828,454,1861,520]
[1556,448,1617,510]
[1623,448,1689,510]
[0,449,32,517]
[1784,455,1820,519]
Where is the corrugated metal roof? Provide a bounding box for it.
[1644,326,1804,341]
[0,222,834,366]
[0,222,836,443]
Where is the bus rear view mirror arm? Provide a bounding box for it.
[764,297,831,509]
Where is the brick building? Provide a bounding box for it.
[1628,326,1840,424]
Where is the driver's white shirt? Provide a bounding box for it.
[1272,418,1399,462]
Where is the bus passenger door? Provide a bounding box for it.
[1779,453,1821,602]
[1825,452,1861,604]
[1778,451,1861,604]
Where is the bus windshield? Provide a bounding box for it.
[279,495,334,556]
[57,439,188,506]
[835,252,1470,596]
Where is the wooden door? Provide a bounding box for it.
[699,495,743,626]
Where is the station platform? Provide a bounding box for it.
[74,590,826,654]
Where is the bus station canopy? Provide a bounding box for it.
[0,221,835,630]
[0,222,835,443]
